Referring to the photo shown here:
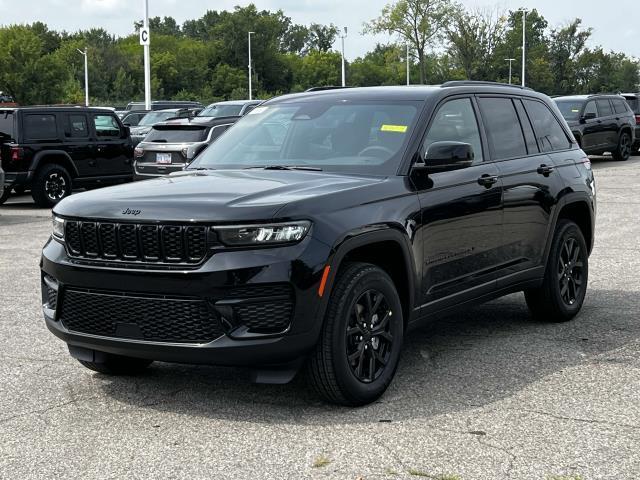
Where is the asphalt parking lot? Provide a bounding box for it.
[1,156,639,480]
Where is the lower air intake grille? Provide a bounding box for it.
[60,289,224,343]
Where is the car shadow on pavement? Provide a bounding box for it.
[97,288,639,424]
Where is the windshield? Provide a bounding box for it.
[199,104,244,117]
[145,127,208,143]
[189,101,420,175]
[554,100,583,121]
[138,111,178,126]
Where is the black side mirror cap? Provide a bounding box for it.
[581,112,597,123]
[413,141,474,173]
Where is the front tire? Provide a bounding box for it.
[307,262,404,406]
[525,220,588,322]
[77,354,153,375]
[612,131,631,161]
[32,164,72,207]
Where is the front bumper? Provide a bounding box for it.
[41,235,332,366]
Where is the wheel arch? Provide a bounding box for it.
[319,226,418,329]
[31,150,79,178]
[544,194,595,266]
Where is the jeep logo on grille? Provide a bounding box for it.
[121,208,141,216]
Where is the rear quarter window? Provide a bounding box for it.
[612,99,629,115]
[0,111,14,140]
[24,114,59,141]
[522,99,572,152]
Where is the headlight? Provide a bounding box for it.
[215,221,311,246]
[52,216,65,239]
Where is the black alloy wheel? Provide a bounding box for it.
[44,171,67,202]
[557,236,585,307]
[613,132,631,161]
[346,289,395,383]
[307,262,404,406]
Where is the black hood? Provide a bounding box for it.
[54,170,386,222]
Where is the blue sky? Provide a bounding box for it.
[1,0,638,59]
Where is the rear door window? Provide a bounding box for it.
[24,114,58,141]
[66,114,89,138]
[478,97,527,160]
[596,99,613,117]
[522,99,572,152]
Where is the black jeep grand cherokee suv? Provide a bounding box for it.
[1,107,133,207]
[41,83,596,406]
[554,94,636,161]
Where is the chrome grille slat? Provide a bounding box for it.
[63,220,209,265]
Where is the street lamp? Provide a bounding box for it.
[504,58,515,85]
[518,8,529,87]
[406,44,410,86]
[339,27,347,87]
[142,0,151,110]
[76,48,89,106]
[248,31,254,100]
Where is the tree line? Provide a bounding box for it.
[0,1,638,106]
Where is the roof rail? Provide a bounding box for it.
[441,80,533,91]
[305,86,353,92]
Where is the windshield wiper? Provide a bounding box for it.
[244,165,323,171]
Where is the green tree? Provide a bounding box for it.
[548,19,592,95]
[365,0,458,84]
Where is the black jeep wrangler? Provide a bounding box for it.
[41,83,596,406]
[1,107,133,207]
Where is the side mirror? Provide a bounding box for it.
[414,141,474,173]
[123,126,131,137]
[124,122,131,127]
[580,112,597,123]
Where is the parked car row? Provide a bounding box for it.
[0,98,260,206]
[553,93,640,160]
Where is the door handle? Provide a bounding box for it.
[537,164,555,176]
[477,174,499,188]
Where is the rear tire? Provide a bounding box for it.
[32,164,72,207]
[77,354,153,375]
[612,131,631,161]
[0,188,11,205]
[307,262,404,406]
[525,220,588,322]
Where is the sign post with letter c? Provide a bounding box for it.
[139,27,150,46]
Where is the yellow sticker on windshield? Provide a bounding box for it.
[380,124,408,133]
[571,109,580,113]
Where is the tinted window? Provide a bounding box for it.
[478,97,527,160]
[514,100,538,154]
[554,100,584,121]
[596,99,613,116]
[190,101,420,175]
[67,114,88,138]
[423,98,483,162]
[138,111,179,126]
[612,99,629,114]
[209,124,231,142]
[145,127,208,143]
[24,114,58,140]
[624,97,640,114]
[93,115,121,138]
[0,111,14,139]
[584,101,597,118]
[523,100,572,152]
[199,104,243,118]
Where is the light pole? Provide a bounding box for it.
[406,44,410,85]
[339,27,347,87]
[519,8,529,87]
[142,0,151,110]
[76,48,89,106]
[248,31,254,100]
[504,58,515,85]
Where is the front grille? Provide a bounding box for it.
[60,289,223,343]
[64,220,211,265]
